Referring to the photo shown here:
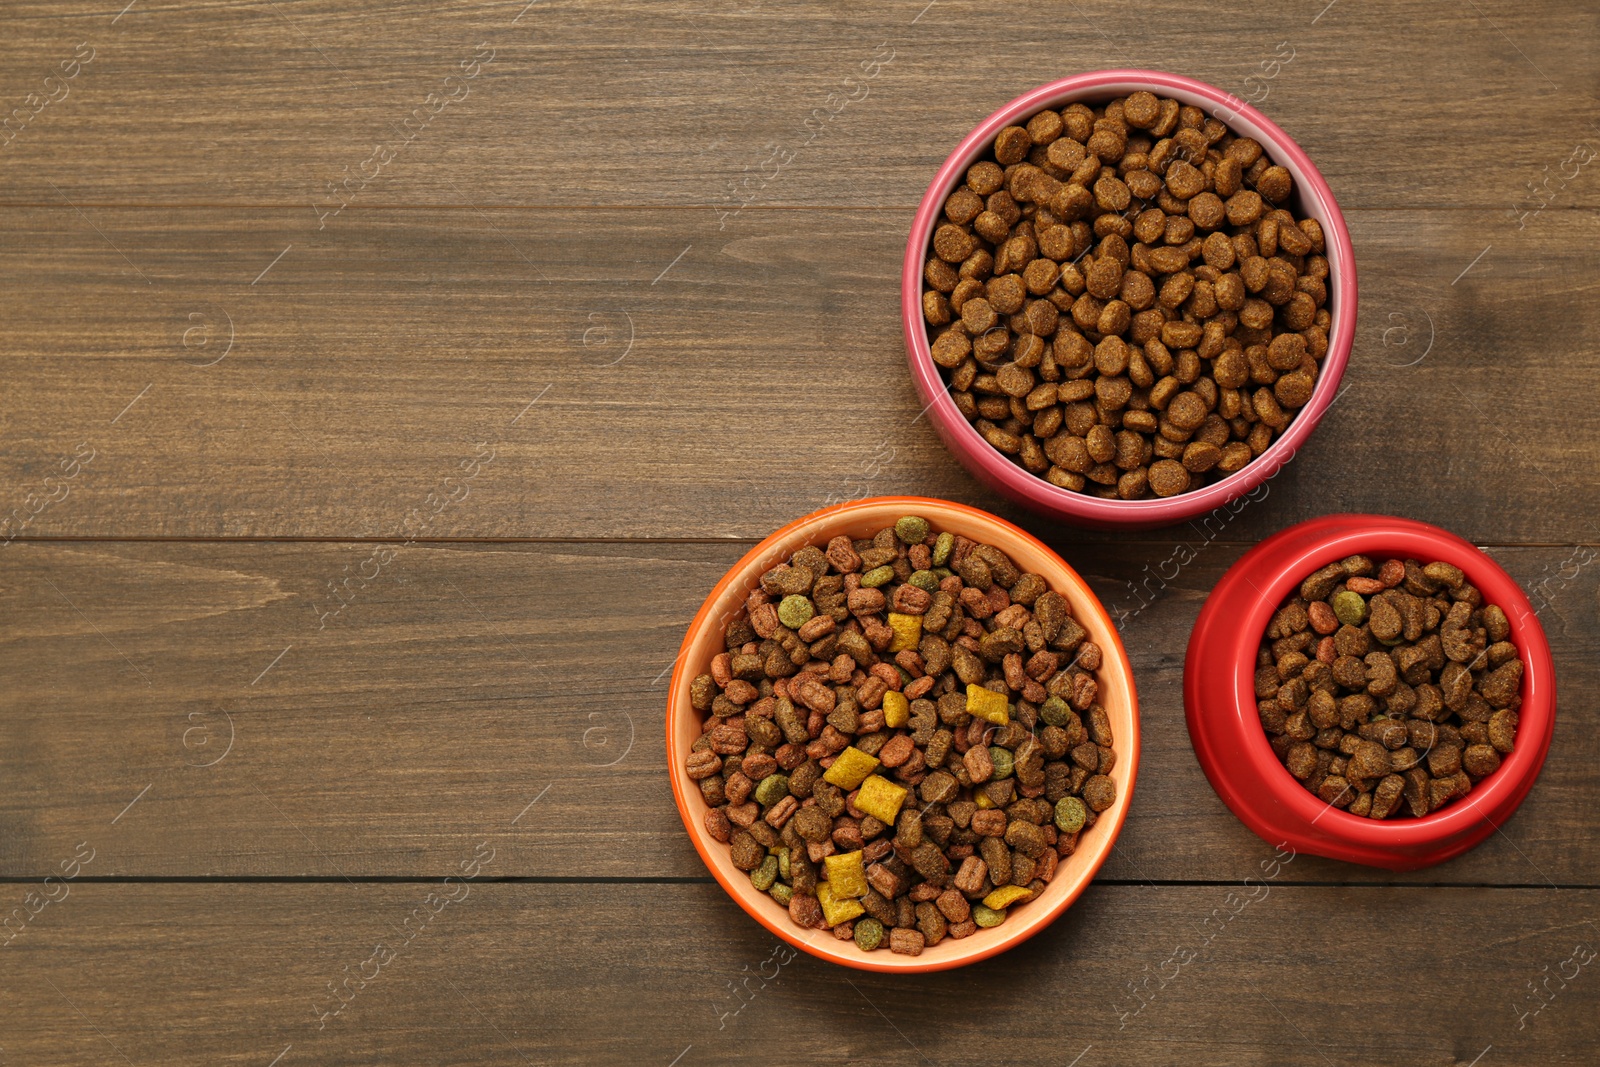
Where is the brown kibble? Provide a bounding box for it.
[1082,774,1117,811]
[1226,189,1264,226]
[1463,743,1502,779]
[704,808,732,842]
[1095,173,1132,212]
[1257,165,1293,203]
[1261,555,1525,819]
[945,186,984,225]
[789,893,824,928]
[1123,91,1160,128]
[967,161,1005,195]
[1166,391,1207,431]
[995,126,1032,165]
[1370,774,1405,820]
[1027,109,1064,145]
[1165,160,1207,200]
[1477,659,1524,709]
[889,928,926,956]
[1488,709,1518,754]
[1182,441,1222,473]
[933,224,977,263]
[1274,371,1315,409]
[729,831,764,871]
[1148,459,1191,497]
[925,96,1330,499]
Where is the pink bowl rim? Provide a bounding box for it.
[901,68,1359,527]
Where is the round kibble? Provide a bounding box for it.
[1123,90,1160,128]
[1148,460,1191,498]
[753,773,790,807]
[683,518,1116,952]
[1055,796,1087,833]
[1082,774,1117,812]
[854,917,886,951]
[776,595,814,629]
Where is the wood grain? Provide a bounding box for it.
[1,882,1595,1065]
[1,540,1593,885]
[1,0,1597,1056]
[0,0,1592,213]
[1,207,1596,543]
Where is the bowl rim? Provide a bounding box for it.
[1185,514,1556,866]
[901,68,1359,527]
[665,495,1141,972]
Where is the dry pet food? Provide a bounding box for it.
[922,92,1331,498]
[686,516,1118,953]
[1257,556,1523,818]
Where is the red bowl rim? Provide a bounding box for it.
[1188,514,1556,858]
[665,495,1141,972]
[901,68,1358,528]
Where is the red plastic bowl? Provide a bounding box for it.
[902,70,1358,530]
[1184,515,1556,871]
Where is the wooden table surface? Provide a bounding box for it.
[3,1,1597,1063]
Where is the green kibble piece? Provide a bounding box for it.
[777,595,814,629]
[1040,696,1073,727]
[776,846,790,881]
[1332,590,1367,627]
[989,746,1014,779]
[972,904,1007,928]
[932,567,954,580]
[932,532,956,566]
[860,565,895,588]
[853,916,886,951]
[908,569,940,592]
[754,773,790,807]
[750,854,779,891]
[895,516,931,545]
[770,882,794,906]
[1055,796,1087,834]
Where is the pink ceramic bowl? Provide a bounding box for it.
[666,496,1140,972]
[1185,515,1556,871]
[902,70,1358,530]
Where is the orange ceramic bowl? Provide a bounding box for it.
[666,496,1140,972]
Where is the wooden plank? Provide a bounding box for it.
[1,540,1593,884]
[0,206,1597,544]
[1,882,1595,1064]
[0,1,1593,214]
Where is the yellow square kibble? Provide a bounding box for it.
[823,850,869,898]
[823,746,880,790]
[974,790,995,810]
[817,881,866,927]
[983,884,1034,910]
[887,612,923,653]
[854,774,908,825]
[966,683,1010,725]
[881,690,910,728]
